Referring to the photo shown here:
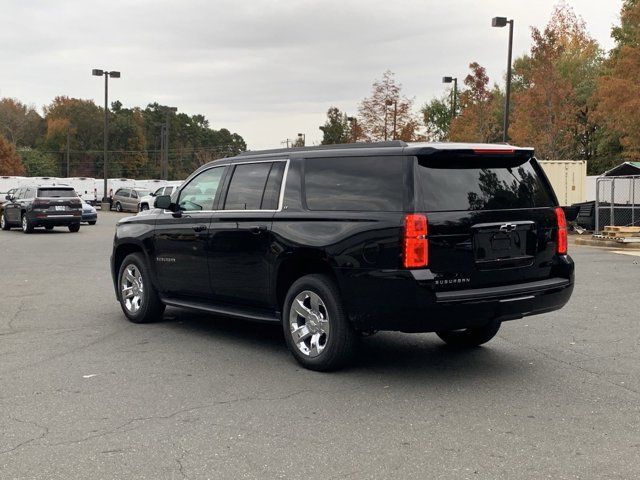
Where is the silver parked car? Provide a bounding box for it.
[138,184,180,211]
[112,188,151,213]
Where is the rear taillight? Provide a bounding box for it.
[32,198,49,208]
[555,207,567,255]
[71,198,81,207]
[404,214,428,268]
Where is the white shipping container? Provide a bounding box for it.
[94,178,136,201]
[134,179,167,190]
[538,160,587,206]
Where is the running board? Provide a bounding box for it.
[160,296,281,324]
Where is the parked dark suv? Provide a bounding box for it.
[110,141,574,370]
[2,185,82,233]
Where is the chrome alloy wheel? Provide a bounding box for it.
[120,264,144,314]
[289,290,330,357]
[21,215,27,232]
[0,214,5,229]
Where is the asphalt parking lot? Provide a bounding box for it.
[1,212,639,480]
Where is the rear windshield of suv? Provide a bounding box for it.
[415,155,555,211]
[304,156,404,211]
[37,188,77,198]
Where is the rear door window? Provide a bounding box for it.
[304,156,405,211]
[223,162,273,210]
[415,155,555,211]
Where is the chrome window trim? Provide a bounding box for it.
[162,158,289,215]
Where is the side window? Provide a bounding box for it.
[131,190,138,199]
[223,162,273,210]
[304,156,405,211]
[261,162,286,210]
[16,188,25,199]
[27,188,36,198]
[154,187,164,196]
[178,167,225,211]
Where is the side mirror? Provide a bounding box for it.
[154,195,173,210]
[5,194,13,201]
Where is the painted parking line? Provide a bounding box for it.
[612,250,640,257]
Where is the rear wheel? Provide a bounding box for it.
[436,319,501,348]
[118,253,165,323]
[68,223,80,232]
[21,214,33,234]
[1,213,9,230]
[88,221,96,225]
[139,203,148,211]
[283,274,356,371]
[45,225,54,231]
[115,202,122,212]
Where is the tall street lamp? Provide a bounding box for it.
[161,106,177,180]
[442,76,458,121]
[492,16,514,143]
[92,68,120,205]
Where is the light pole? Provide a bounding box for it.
[442,76,458,121]
[347,116,357,142]
[492,16,514,142]
[92,68,120,205]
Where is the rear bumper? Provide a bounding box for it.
[337,256,575,333]
[82,212,98,222]
[27,212,81,226]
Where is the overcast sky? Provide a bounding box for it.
[0,0,623,150]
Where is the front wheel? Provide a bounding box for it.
[283,274,356,371]
[139,203,148,211]
[68,223,80,232]
[436,319,501,348]
[115,202,122,212]
[1,213,10,230]
[118,253,165,323]
[45,225,54,231]
[88,221,96,225]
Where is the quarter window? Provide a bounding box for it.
[178,167,225,211]
[304,156,405,211]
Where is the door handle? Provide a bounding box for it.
[249,225,268,234]
[192,224,207,232]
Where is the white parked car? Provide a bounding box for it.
[138,182,181,211]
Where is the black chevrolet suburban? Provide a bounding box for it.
[110,141,574,370]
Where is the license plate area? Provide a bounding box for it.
[54,205,66,211]
[472,221,535,269]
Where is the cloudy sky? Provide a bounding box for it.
[0,0,623,150]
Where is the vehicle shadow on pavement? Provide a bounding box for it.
[159,308,527,382]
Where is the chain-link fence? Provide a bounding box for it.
[595,176,640,233]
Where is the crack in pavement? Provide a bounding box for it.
[51,389,315,448]
[0,300,26,337]
[0,417,50,455]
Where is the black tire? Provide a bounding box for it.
[436,319,501,348]
[21,214,34,234]
[140,203,148,211]
[115,202,122,212]
[1,213,10,231]
[88,221,96,226]
[45,225,54,231]
[282,274,356,371]
[68,223,80,232]
[117,253,165,324]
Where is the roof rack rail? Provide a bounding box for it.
[236,140,407,157]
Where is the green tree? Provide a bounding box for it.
[18,148,58,176]
[320,107,351,144]
[421,95,452,141]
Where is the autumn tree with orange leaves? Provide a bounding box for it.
[595,0,640,164]
[509,4,603,161]
[0,133,26,175]
[449,62,503,143]
[358,71,422,142]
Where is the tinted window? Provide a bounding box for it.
[415,156,555,211]
[304,156,404,211]
[37,188,76,198]
[115,189,130,198]
[261,162,286,210]
[154,187,164,196]
[224,162,272,210]
[179,167,225,211]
